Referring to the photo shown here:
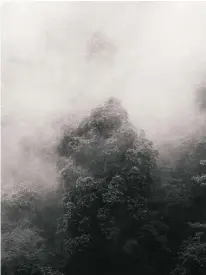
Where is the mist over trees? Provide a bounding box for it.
[2,96,206,275]
[196,85,206,113]
[3,2,206,275]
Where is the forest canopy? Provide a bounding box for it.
[2,97,206,275]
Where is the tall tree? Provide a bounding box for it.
[57,98,169,275]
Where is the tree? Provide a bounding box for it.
[171,232,206,275]
[171,160,206,275]
[57,98,169,274]
[1,184,62,275]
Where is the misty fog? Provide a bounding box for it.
[1,1,206,195]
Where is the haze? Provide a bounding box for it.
[1,1,206,194]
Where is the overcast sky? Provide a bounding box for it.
[2,1,206,194]
[2,2,206,138]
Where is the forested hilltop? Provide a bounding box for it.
[2,97,206,275]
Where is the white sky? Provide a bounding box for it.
[1,1,206,149]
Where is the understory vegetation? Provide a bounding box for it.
[2,97,206,275]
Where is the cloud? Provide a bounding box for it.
[2,2,206,193]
